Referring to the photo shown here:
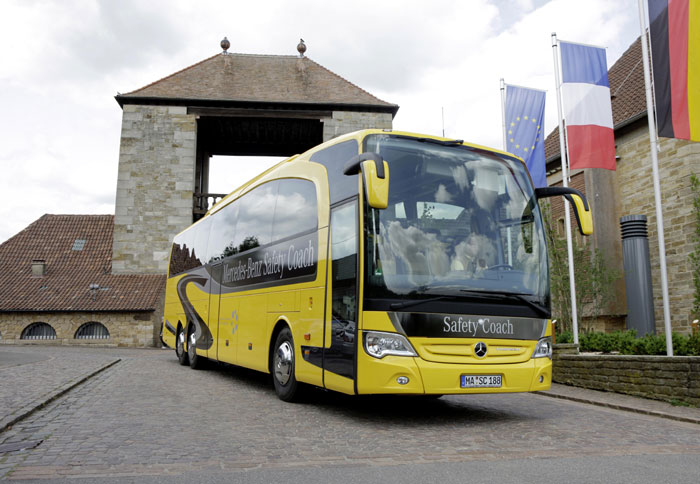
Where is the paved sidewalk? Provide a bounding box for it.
[538,383,700,425]
[0,346,120,432]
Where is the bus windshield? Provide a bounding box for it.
[363,134,548,305]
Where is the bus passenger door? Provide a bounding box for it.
[324,200,359,394]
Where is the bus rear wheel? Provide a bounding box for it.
[272,328,301,402]
[176,328,189,366]
[187,326,203,370]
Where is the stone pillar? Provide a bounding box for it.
[112,105,197,274]
[321,111,393,141]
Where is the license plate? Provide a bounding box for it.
[460,374,502,388]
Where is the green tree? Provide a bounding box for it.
[540,201,621,333]
[690,174,700,318]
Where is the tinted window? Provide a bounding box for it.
[233,181,278,252]
[169,228,195,276]
[310,140,358,204]
[169,220,208,276]
[192,218,210,266]
[272,179,317,242]
[207,200,239,263]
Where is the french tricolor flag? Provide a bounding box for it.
[560,41,616,171]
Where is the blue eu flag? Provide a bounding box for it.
[505,85,547,187]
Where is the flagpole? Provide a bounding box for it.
[552,32,580,345]
[500,79,513,265]
[500,78,507,150]
[637,0,673,356]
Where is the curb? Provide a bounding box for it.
[535,390,700,426]
[0,358,121,434]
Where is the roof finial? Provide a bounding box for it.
[221,36,230,54]
[297,38,306,57]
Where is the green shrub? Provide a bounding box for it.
[555,330,700,355]
[556,330,573,344]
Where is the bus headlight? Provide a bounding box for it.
[532,337,552,359]
[364,331,417,359]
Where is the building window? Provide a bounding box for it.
[75,322,110,339]
[72,239,86,251]
[557,217,566,238]
[21,322,57,340]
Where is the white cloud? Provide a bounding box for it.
[0,0,642,242]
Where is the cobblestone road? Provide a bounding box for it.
[1,346,699,481]
[0,347,119,432]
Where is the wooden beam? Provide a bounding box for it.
[187,107,332,119]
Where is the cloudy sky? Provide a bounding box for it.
[0,0,644,243]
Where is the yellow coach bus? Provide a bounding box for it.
[161,129,592,401]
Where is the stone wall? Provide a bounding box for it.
[112,105,197,274]
[615,123,699,333]
[0,311,160,347]
[553,352,700,405]
[322,111,393,141]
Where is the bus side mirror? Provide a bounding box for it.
[343,153,389,209]
[535,186,593,235]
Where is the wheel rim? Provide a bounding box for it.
[177,331,185,356]
[274,341,293,386]
[188,331,196,358]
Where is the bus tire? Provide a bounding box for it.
[187,325,203,370]
[176,327,189,366]
[272,327,301,402]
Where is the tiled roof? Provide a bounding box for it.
[117,52,398,112]
[545,36,647,161]
[0,215,165,312]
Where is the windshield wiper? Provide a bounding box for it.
[389,295,456,311]
[459,289,549,318]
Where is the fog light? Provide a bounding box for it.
[397,376,409,385]
[539,375,544,383]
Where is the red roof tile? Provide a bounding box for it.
[545,36,647,161]
[118,52,398,112]
[0,215,164,312]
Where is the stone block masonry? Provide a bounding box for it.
[553,353,700,406]
[616,126,700,333]
[322,111,393,141]
[112,105,197,274]
[0,311,161,347]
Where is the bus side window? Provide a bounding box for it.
[169,229,193,276]
[272,179,318,242]
[310,140,359,205]
[233,181,279,252]
[206,200,240,263]
[170,224,204,276]
[192,218,211,267]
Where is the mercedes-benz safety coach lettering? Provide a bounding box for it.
[390,313,547,340]
[443,317,514,337]
[220,234,316,289]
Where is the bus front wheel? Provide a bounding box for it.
[272,328,300,402]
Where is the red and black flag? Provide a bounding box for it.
[647,0,699,141]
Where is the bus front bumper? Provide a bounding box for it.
[357,351,551,395]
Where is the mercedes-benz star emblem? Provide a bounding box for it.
[474,342,487,358]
